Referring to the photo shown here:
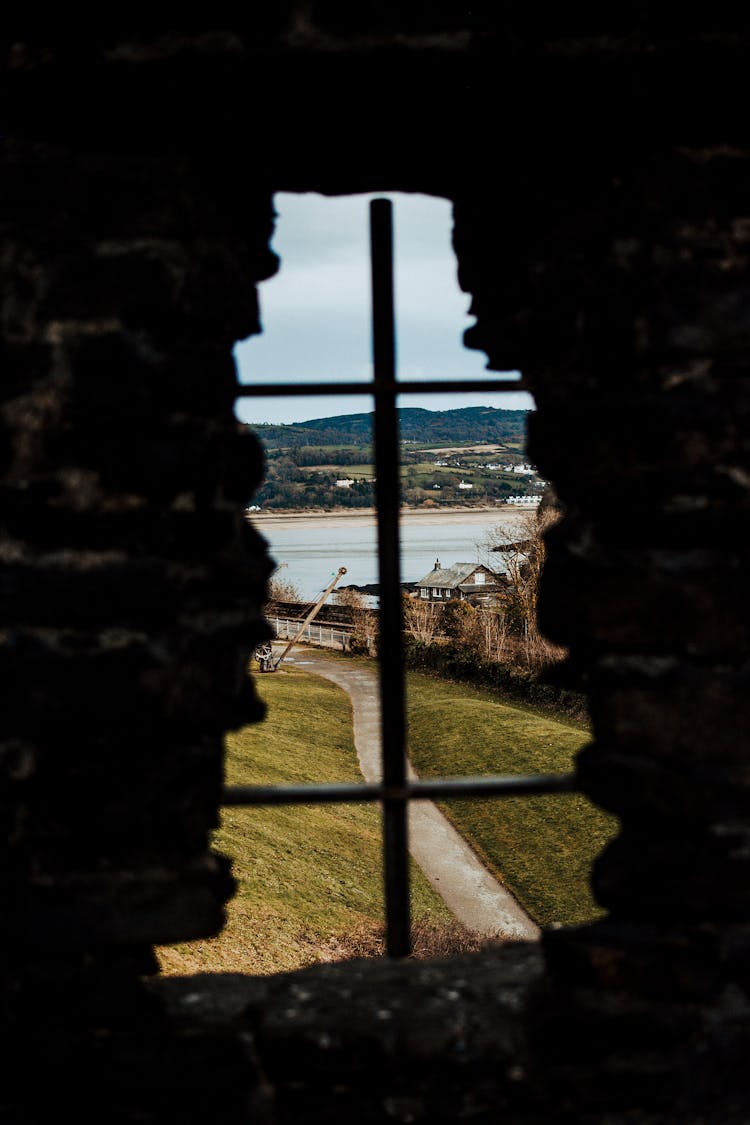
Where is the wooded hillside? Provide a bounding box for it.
[250,406,529,449]
[246,405,539,509]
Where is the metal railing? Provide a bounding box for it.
[270,615,353,651]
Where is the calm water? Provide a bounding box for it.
[252,513,523,600]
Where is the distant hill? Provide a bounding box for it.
[249,404,536,510]
[251,406,529,448]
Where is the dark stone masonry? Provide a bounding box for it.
[2,14,749,1122]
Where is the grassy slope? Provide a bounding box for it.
[405,671,618,927]
[157,668,449,976]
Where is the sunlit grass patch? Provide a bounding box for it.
[406,671,617,927]
[157,668,449,976]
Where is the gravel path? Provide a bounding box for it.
[278,646,540,942]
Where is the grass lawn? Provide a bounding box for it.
[157,667,449,976]
[300,463,375,477]
[405,671,618,927]
[337,463,375,477]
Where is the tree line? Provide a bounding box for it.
[252,405,529,451]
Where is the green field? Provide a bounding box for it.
[157,667,450,976]
[299,463,376,477]
[158,661,615,976]
[300,444,364,455]
[405,672,617,926]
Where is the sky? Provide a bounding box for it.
[233,192,534,426]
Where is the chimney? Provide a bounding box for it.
[434,558,440,570]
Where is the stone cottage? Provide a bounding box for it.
[415,560,504,604]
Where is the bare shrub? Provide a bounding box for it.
[403,596,442,644]
[442,601,511,663]
[336,587,378,654]
[308,917,507,964]
[484,506,566,672]
[442,599,474,639]
[409,916,506,958]
[475,606,511,662]
[267,572,302,604]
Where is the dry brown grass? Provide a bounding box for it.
[157,914,505,977]
[309,915,506,963]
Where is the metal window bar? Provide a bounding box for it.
[370,198,410,956]
[224,774,576,807]
[225,198,577,955]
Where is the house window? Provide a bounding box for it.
[420,587,429,599]
[230,197,575,957]
[475,571,485,585]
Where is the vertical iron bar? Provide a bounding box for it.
[370,198,410,958]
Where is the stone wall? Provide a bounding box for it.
[2,19,749,1122]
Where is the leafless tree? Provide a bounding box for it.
[336,587,378,654]
[403,595,442,644]
[267,574,302,604]
[482,501,565,671]
[477,606,510,662]
[444,600,510,662]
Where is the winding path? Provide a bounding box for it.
[278,645,540,942]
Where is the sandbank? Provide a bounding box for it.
[249,506,532,531]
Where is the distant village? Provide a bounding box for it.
[252,448,545,511]
[249,407,544,511]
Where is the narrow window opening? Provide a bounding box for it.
[156,193,614,976]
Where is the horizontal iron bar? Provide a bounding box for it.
[222,773,576,807]
[235,378,527,398]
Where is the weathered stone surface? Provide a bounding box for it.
[0,30,276,971]
[587,659,750,763]
[3,17,750,1125]
[154,948,544,1124]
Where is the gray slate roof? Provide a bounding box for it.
[416,562,499,589]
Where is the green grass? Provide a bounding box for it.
[300,463,375,477]
[405,671,618,927]
[157,657,616,976]
[338,463,375,476]
[157,667,449,976]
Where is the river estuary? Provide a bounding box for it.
[250,508,531,601]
